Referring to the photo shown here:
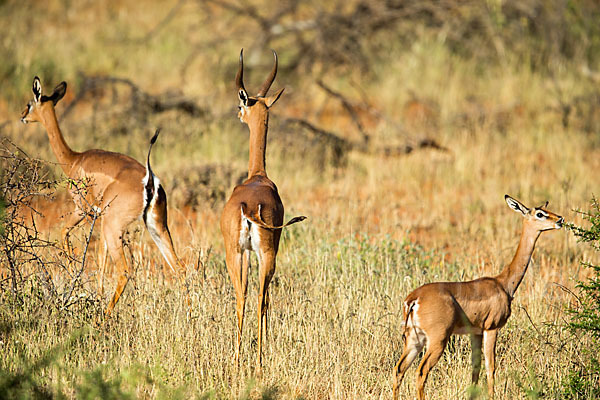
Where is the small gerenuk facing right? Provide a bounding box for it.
[392,195,563,400]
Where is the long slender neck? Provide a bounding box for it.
[247,112,268,178]
[40,107,78,174]
[496,223,541,298]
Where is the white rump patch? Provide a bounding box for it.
[141,173,176,274]
[404,299,427,346]
[142,172,161,211]
[405,300,420,328]
[239,207,261,253]
[142,167,161,220]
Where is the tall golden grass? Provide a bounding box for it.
[1,0,599,398]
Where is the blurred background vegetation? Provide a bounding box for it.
[1,0,600,398]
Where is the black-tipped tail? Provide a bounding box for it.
[143,128,161,224]
[147,128,161,170]
[150,128,160,145]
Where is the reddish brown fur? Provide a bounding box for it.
[392,196,563,400]
[15,190,74,237]
[21,77,184,315]
[220,50,305,370]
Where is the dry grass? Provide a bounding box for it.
[1,0,599,398]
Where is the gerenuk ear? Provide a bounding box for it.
[265,88,284,108]
[238,88,249,106]
[505,194,530,216]
[49,81,67,105]
[32,76,42,103]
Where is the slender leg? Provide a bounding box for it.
[104,228,130,316]
[235,291,245,365]
[470,333,483,399]
[263,288,270,343]
[416,335,449,400]
[483,330,498,399]
[392,328,426,400]
[97,233,108,298]
[225,248,249,366]
[92,184,140,316]
[235,251,245,366]
[257,249,276,372]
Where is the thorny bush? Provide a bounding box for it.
[0,137,100,313]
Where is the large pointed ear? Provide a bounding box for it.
[49,82,67,105]
[505,194,530,216]
[32,76,42,103]
[238,88,249,106]
[265,88,284,108]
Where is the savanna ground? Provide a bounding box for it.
[1,1,599,398]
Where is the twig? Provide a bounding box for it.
[552,282,582,305]
[281,116,448,157]
[201,0,269,29]
[282,117,351,149]
[378,138,450,156]
[60,73,206,121]
[63,207,99,308]
[196,245,212,281]
[518,304,543,338]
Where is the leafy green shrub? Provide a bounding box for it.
[564,196,600,398]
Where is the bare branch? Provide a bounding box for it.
[61,73,206,121]
[130,0,187,44]
[316,79,370,145]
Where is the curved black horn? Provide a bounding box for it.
[257,50,277,97]
[235,49,245,92]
